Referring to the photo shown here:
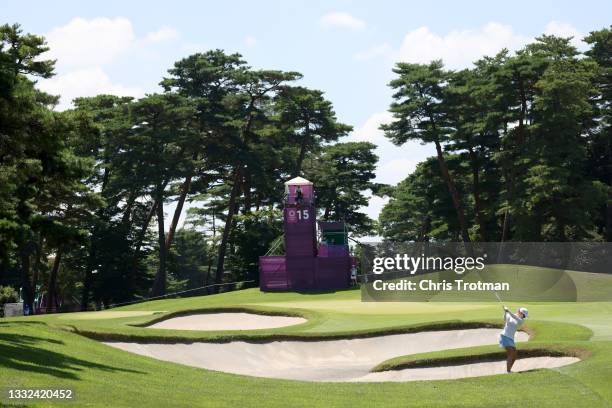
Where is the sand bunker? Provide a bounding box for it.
[103,328,579,382]
[147,312,307,331]
[356,356,579,382]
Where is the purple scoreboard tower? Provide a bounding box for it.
[259,177,351,291]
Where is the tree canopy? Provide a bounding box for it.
[0,25,374,310]
[1,22,610,312]
[380,30,612,243]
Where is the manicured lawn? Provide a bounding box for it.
[1,284,612,407]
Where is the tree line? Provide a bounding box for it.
[0,24,377,312]
[379,29,611,243]
[1,23,610,313]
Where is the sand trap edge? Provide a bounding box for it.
[355,356,581,382]
[101,328,537,382]
[371,347,588,372]
[147,312,308,331]
[129,306,311,328]
[72,320,509,344]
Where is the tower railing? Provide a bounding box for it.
[283,192,315,206]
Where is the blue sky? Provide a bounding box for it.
[4,0,611,223]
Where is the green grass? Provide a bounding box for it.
[2,281,612,407]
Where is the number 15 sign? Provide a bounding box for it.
[286,209,310,223]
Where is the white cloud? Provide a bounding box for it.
[320,12,366,30]
[397,22,528,69]
[350,111,393,143]
[544,21,586,50]
[39,17,182,110]
[349,111,435,183]
[360,193,389,226]
[375,158,420,184]
[38,68,144,111]
[349,112,437,223]
[357,21,585,69]
[145,27,180,43]
[45,17,135,68]
[245,35,257,47]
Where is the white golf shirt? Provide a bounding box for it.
[501,310,524,339]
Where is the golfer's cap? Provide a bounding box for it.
[519,307,529,318]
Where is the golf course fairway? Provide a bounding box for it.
[2,288,612,407]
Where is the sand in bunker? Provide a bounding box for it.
[147,313,307,331]
[357,357,579,382]
[103,328,575,382]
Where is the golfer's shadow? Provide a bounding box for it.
[0,323,144,380]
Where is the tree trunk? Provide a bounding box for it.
[434,139,471,243]
[242,171,252,214]
[128,182,167,293]
[255,192,261,211]
[468,146,486,241]
[47,248,62,313]
[121,188,138,225]
[81,218,105,311]
[150,186,167,297]
[212,212,216,237]
[607,200,612,242]
[214,100,258,291]
[205,213,216,296]
[294,123,310,177]
[214,168,241,291]
[32,235,43,303]
[80,244,96,311]
[500,210,509,243]
[132,200,158,263]
[165,174,192,251]
[607,176,612,242]
[205,256,213,295]
[81,167,111,311]
[417,216,431,242]
[502,77,527,241]
[517,77,527,145]
[19,241,35,315]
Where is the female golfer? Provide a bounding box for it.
[499,305,528,372]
